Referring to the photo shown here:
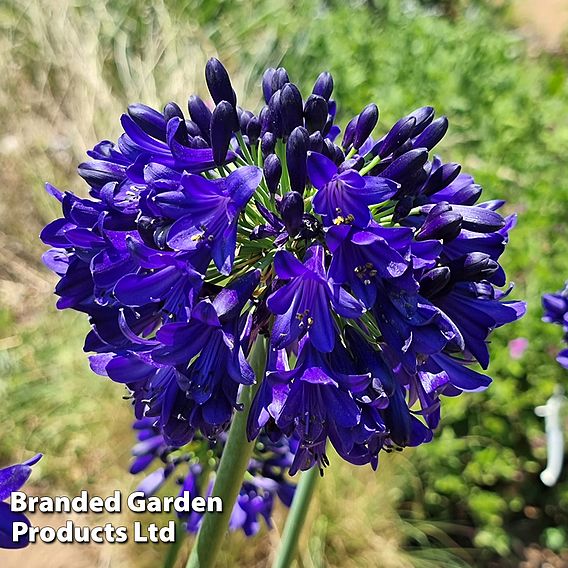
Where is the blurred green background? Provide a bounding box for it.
[1,0,568,566]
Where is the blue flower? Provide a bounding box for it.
[153,166,262,275]
[267,245,363,352]
[307,151,397,227]
[543,283,568,369]
[0,454,42,549]
[41,58,524,478]
[127,419,296,537]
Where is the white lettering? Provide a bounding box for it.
[11,522,28,542]
[10,492,28,512]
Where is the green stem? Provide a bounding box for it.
[236,131,254,165]
[185,337,267,568]
[344,147,356,160]
[272,466,319,568]
[163,519,185,568]
[360,154,381,175]
[276,140,290,194]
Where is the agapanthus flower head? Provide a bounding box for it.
[42,57,524,477]
[0,454,42,549]
[542,282,568,369]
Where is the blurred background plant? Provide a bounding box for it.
[1,0,567,566]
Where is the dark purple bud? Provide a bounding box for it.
[127,103,167,141]
[341,115,358,149]
[423,162,461,196]
[163,102,184,122]
[268,90,283,139]
[374,116,416,157]
[308,131,324,153]
[246,116,261,145]
[328,99,337,118]
[407,106,435,136]
[263,154,282,194]
[333,144,345,166]
[303,94,328,134]
[312,71,334,101]
[205,57,236,106]
[447,252,499,282]
[353,103,379,149]
[412,116,448,150]
[286,126,309,193]
[77,160,124,188]
[392,196,414,223]
[279,191,304,236]
[260,106,273,137]
[447,204,505,233]
[210,101,237,165]
[239,109,254,133]
[192,136,209,149]
[271,67,290,93]
[168,117,190,146]
[136,215,170,249]
[262,68,276,103]
[392,139,413,158]
[419,266,451,298]
[299,213,323,239]
[322,138,335,160]
[185,120,202,137]
[380,149,429,184]
[280,83,304,137]
[415,202,462,242]
[213,269,261,322]
[322,116,333,137]
[450,183,483,206]
[188,95,212,142]
[338,156,365,172]
[261,132,276,157]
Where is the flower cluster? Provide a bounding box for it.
[129,419,295,536]
[0,454,42,548]
[42,58,524,478]
[542,283,568,369]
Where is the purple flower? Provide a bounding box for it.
[0,454,42,549]
[542,283,568,369]
[127,419,295,537]
[154,166,262,274]
[267,245,363,352]
[41,58,524,479]
[308,151,397,227]
[326,223,412,307]
[249,338,367,474]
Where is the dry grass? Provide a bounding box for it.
[0,0,271,316]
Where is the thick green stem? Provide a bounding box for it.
[185,337,267,568]
[272,465,319,568]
